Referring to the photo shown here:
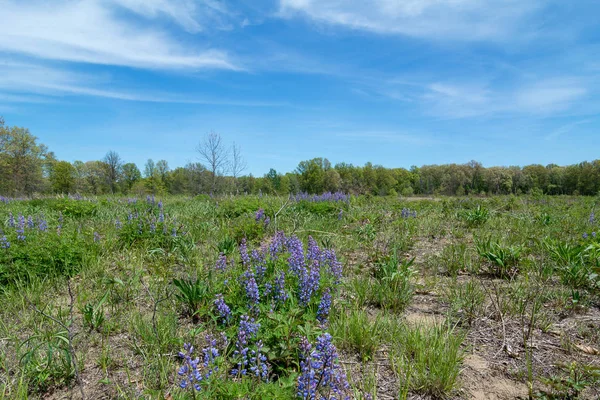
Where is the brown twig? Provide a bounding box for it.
[27,280,85,399]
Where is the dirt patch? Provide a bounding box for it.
[461,354,528,400]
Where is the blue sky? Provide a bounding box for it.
[1,0,599,176]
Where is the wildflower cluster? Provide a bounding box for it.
[255,208,270,227]
[292,192,350,203]
[177,337,220,392]
[582,232,597,240]
[175,232,346,396]
[2,213,50,244]
[400,208,417,218]
[297,334,350,400]
[231,315,268,380]
[116,201,183,245]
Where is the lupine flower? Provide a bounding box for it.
[317,288,332,324]
[298,264,320,307]
[321,249,343,285]
[297,334,350,400]
[115,218,122,229]
[172,228,177,237]
[269,230,286,259]
[158,211,165,223]
[274,271,288,304]
[338,209,343,220]
[590,211,596,224]
[248,340,268,380]
[0,236,9,249]
[287,235,306,278]
[94,232,101,243]
[16,215,25,241]
[38,216,48,232]
[214,294,231,324]
[251,249,267,282]
[178,343,202,391]
[263,216,270,227]
[231,315,261,377]
[150,221,156,233]
[583,233,589,239]
[231,316,268,380]
[8,212,15,228]
[255,208,264,222]
[592,232,597,238]
[243,269,260,307]
[158,200,163,210]
[215,253,227,272]
[27,216,34,229]
[306,236,321,263]
[239,238,251,267]
[401,208,417,218]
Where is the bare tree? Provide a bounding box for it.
[231,142,247,194]
[103,150,122,194]
[197,131,228,193]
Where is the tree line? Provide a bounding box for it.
[1,117,599,197]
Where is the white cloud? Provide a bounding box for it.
[0,62,284,107]
[279,0,541,41]
[0,0,238,70]
[516,80,588,113]
[111,0,234,33]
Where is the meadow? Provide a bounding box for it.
[0,194,599,399]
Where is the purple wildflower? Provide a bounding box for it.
[317,288,332,324]
[322,249,343,285]
[178,338,219,392]
[27,215,34,229]
[215,253,227,272]
[16,215,25,241]
[251,249,267,282]
[287,235,306,278]
[239,238,251,267]
[243,269,260,307]
[306,236,321,264]
[213,294,231,325]
[274,271,288,304]
[94,232,101,243]
[231,315,264,378]
[0,236,9,249]
[269,231,287,259]
[8,212,15,228]
[298,264,320,307]
[38,216,48,232]
[255,208,265,222]
[297,333,350,400]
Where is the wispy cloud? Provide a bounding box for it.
[515,79,588,113]
[545,119,593,140]
[278,0,541,41]
[0,62,285,107]
[0,0,238,70]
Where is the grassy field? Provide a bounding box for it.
[0,194,599,399]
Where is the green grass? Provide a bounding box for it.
[0,194,599,399]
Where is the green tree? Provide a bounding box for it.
[296,158,331,193]
[121,163,141,192]
[49,161,76,193]
[0,118,48,195]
